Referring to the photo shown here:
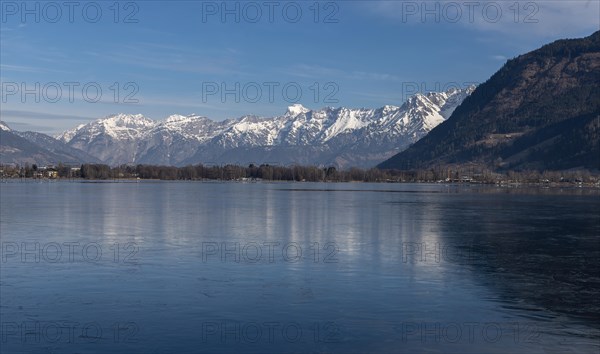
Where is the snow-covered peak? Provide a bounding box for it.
[54,87,474,166]
[0,121,11,131]
[57,114,156,143]
[56,123,85,142]
[463,84,477,94]
[164,114,206,124]
[165,114,188,123]
[101,113,155,128]
[98,114,155,140]
[381,105,400,114]
[321,108,371,141]
[286,104,310,116]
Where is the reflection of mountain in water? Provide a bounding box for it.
[440,187,600,326]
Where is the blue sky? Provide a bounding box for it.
[1,0,599,134]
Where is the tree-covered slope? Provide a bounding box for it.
[379,31,600,171]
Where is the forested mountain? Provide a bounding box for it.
[379,31,600,171]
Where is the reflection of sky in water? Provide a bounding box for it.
[1,181,598,353]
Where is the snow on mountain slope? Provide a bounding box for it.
[286,104,310,116]
[57,87,475,167]
[57,114,154,142]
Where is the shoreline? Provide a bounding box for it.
[2,177,599,189]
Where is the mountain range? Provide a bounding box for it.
[379,31,600,171]
[3,32,598,172]
[1,87,474,168]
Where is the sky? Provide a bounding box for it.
[1,0,599,134]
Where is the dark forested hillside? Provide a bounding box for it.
[379,31,600,171]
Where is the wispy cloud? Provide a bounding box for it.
[0,109,93,121]
[0,109,132,134]
[134,95,218,111]
[0,32,80,69]
[0,64,69,74]
[2,121,60,134]
[88,42,247,76]
[350,91,405,105]
[365,0,599,39]
[285,64,404,82]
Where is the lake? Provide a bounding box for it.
[1,181,599,353]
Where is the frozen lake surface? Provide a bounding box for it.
[1,181,599,353]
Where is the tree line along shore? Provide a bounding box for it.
[1,163,599,186]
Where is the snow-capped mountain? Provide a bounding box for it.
[57,87,474,168]
[0,121,11,131]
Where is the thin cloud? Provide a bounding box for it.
[134,95,218,111]
[286,64,403,82]
[2,121,57,133]
[90,43,247,76]
[0,109,93,121]
[0,64,70,74]
[365,1,599,39]
[351,71,403,82]
[351,91,404,105]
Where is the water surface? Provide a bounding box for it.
[1,181,599,353]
